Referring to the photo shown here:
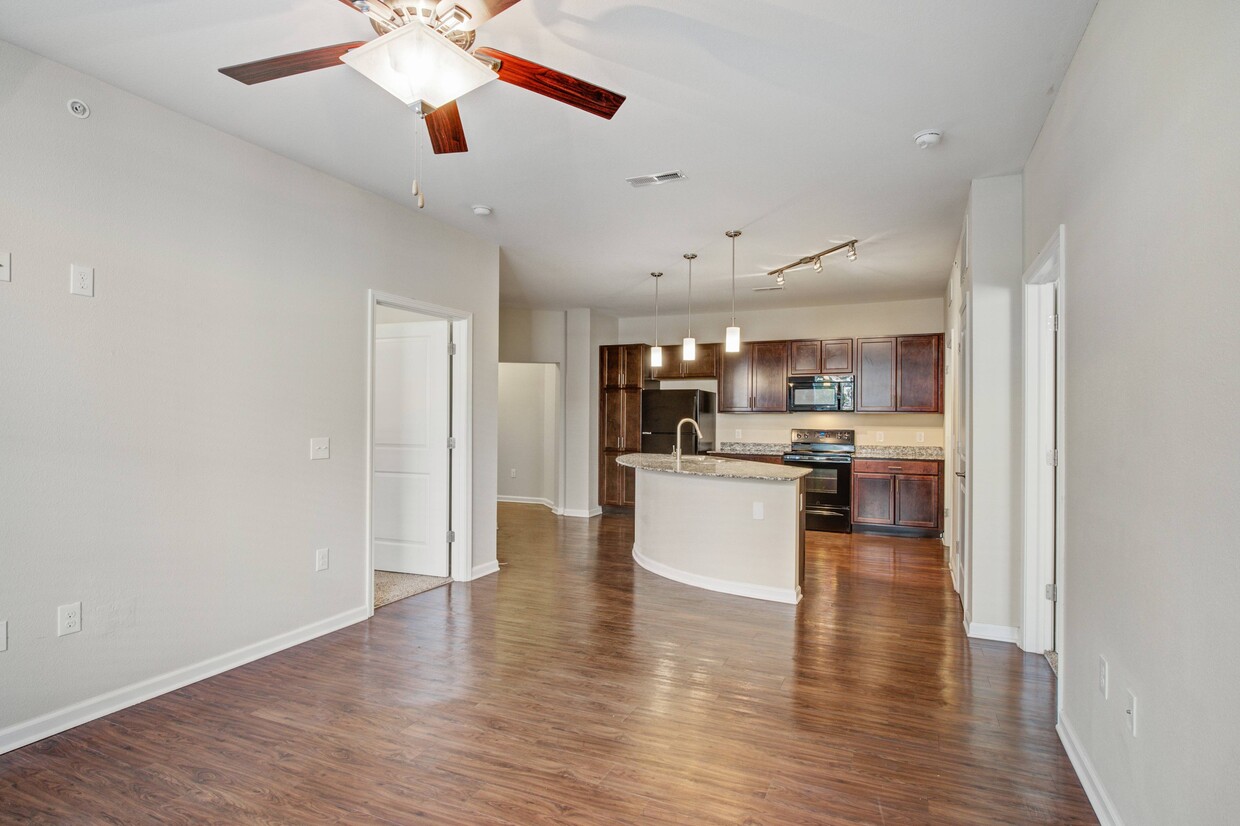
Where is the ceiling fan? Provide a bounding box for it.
[218,0,626,155]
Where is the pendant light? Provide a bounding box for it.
[649,272,664,368]
[725,230,742,352]
[682,253,697,361]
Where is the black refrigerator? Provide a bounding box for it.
[641,390,716,455]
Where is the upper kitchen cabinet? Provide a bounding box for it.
[649,343,719,380]
[856,334,942,412]
[719,340,789,413]
[602,343,646,389]
[789,338,854,376]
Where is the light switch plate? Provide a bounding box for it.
[0,250,11,282]
[70,264,94,296]
[752,501,765,520]
[0,620,7,652]
[310,437,330,460]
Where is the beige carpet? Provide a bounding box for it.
[374,571,452,609]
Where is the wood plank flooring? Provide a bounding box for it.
[0,503,1096,824]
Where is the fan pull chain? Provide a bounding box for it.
[412,124,425,209]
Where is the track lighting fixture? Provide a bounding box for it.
[682,253,697,361]
[725,230,742,353]
[767,239,860,282]
[650,272,664,368]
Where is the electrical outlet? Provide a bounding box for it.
[310,437,330,460]
[315,548,330,572]
[510,468,517,478]
[1098,655,1109,698]
[734,429,743,439]
[916,431,925,443]
[752,501,765,520]
[57,602,82,636]
[70,264,94,297]
[0,250,11,282]
[1124,690,1138,736]
[876,432,885,442]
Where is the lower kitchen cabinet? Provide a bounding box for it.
[851,458,943,536]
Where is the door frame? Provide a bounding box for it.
[366,290,474,616]
[1020,227,1067,684]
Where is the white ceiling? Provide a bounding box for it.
[0,0,1095,317]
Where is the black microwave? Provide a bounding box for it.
[787,375,855,412]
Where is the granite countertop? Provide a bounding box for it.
[717,441,944,461]
[617,453,811,481]
[854,446,945,460]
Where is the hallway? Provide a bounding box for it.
[0,503,1094,823]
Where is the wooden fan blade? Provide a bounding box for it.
[425,101,469,154]
[477,0,524,22]
[473,47,625,119]
[219,42,366,85]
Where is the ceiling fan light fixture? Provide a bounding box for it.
[812,256,823,273]
[847,243,858,261]
[341,22,496,110]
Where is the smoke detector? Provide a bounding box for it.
[472,205,493,216]
[913,130,943,149]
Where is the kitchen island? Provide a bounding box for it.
[616,454,811,604]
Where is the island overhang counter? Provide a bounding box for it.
[616,454,811,604]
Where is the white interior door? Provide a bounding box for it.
[954,301,972,622]
[373,320,451,576]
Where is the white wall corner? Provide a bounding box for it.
[470,559,501,580]
[1058,713,1123,826]
[964,621,1020,644]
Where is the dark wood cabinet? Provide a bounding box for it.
[896,335,942,413]
[708,452,786,465]
[851,458,943,536]
[602,343,646,389]
[857,337,897,411]
[857,334,942,413]
[599,345,645,507]
[789,338,853,376]
[648,343,718,379]
[719,341,788,412]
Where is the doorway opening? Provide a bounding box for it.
[497,362,562,514]
[1021,226,1066,693]
[366,291,473,613]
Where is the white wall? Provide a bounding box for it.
[0,41,499,746]
[620,298,946,447]
[497,363,558,507]
[964,176,1024,635]
[1023,1,1240,822]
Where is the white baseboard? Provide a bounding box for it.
[560,507,602,518]
[0,605,370,756]
[470,559,500,579]
[497,495,555,510]
[964,620,1020,643]
[1058,713,1122,825]
[633,545,801,605]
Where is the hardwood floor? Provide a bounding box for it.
[0,503,1095,824]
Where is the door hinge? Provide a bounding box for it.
[448,342,457,355]
[1048,314,1059,332]
[1046,448,1058,467]
[447,437,456,450]
[1045,583,1059,602]
[446,530,456,543]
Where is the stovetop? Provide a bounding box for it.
[787,429,855,456]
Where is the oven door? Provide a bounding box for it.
[784,455,852,532]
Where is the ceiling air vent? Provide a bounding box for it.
[752,285,785,292]
[626,170,687,187]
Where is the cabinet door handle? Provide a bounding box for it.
[617,436,622,448]
[888,465,904,470]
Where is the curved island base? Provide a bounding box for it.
[618,454,810,604]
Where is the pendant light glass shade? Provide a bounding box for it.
[682,253,697,361]
[650,272,664,367]
[725,230,743,352]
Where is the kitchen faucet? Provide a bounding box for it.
[673,417,704,465]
